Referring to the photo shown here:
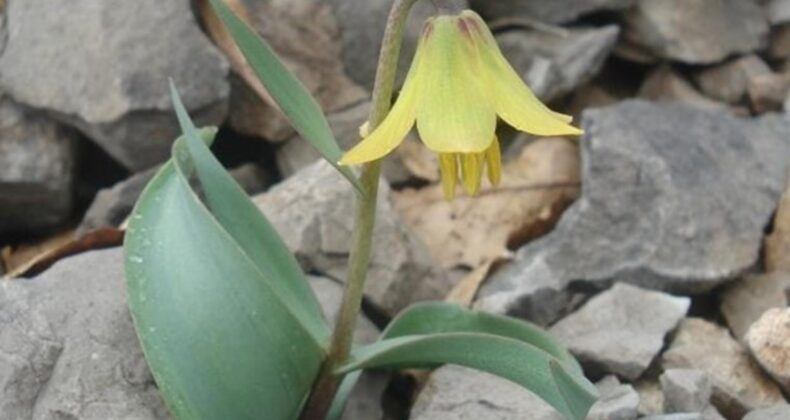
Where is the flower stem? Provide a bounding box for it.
[299,0,419,418]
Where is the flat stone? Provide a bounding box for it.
[721,273,790,340]
[226,0,365,142]
[694,55,772,104]
[766,180,790,273]
[622,0,769,64]
[662,318,785,419]
[469,0,636,25]
[749,73,790,114]
[0,97,77,235]
[660,369,713,414]
[745,308,790,394]
[78,163,273,234]
[410,366,637,420]
[253,160,443,315]
[639,66,728,111]
[477,101,790,322]
[743,405,790,420]
[549,283,689,380]
[766,0,790,25]
[0,0,229,170]
[497,25,619,102]
[0,248,382,420]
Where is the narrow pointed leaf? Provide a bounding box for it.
[207,0,359,190]
[381,302,583,375]
[338,333,597,420]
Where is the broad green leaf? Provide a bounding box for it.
[382,302,583,375]
[125,92,329,419]
[326,371,363,420]
[207,0,360,190]
[338,333,597,420]
[169,82,328,341]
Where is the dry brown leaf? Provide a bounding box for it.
[2,228,124,279]
[393,137,580,271]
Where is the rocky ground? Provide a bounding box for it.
[1,0,790,419]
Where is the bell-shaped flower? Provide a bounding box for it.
[339,10,582,199]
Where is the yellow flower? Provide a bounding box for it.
[339,10,582,199]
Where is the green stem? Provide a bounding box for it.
[299,0,419,418]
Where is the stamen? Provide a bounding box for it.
[485,137,502,187]
[439,153,459,200]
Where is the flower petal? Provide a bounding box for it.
[339,36,426,165]
[415,16,497,154]
[464,11,582,136]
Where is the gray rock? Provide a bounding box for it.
[477,101,790,322]
[745,308,790,394]
[721,273,790,340]
[639,66,728,111]
[694,55,772,104]
[635,379,665,417]
[662,318,785,419]
[327,0,465,90]
[748,73,790,114]
[0,248,383,420]
[78,163,273,234]
[0,97,77,235]
[0,0,229,170]
[660,369,713,414]
[769,25,790,59]
[469,0,636,25]
[765,0,790,25]
[642,415,704,420]
[410,366,637,420]
[588,376,640,420]
[549,283,690,380]
[0,249,168,420]
[497,25,620,102]
[276,100,415,185]
[622,0,769,64]
[253,160,442,315]
[743,405,790,420]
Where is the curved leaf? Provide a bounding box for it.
[382,302,583,375]
[125,91,329,419]
[207,0,360,190]
[338,333,597,420]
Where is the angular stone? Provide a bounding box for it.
[469,0,636,25]
[639,66,727,111]
[410,366,637,420]
[623,0,769,64]
[0,248,382,420]
[497,25,619,102]
[642,415,704,420]
[660,369,713,414]
[662,318,785,419]
[766,0,790,25]
[694,55,772,104]
[743,405,790,420]
[749,73,790,114]
[78,163,273,234]
[0,97,77,235]
[769,25,790,59]
[636,379,665,417]
[226,0,366,142]
[745,308,790,394]
[721,273,790,340]
[253,160,442,315]
[477,101,790,322]
[549,283,689,380]
[0,0,229,170]
[766,180,790,273]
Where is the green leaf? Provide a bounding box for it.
[381,302,583,375]
[338,333,598,420]
[326,371,363,420]
[124,89,329,419]
[207,0,360,190]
